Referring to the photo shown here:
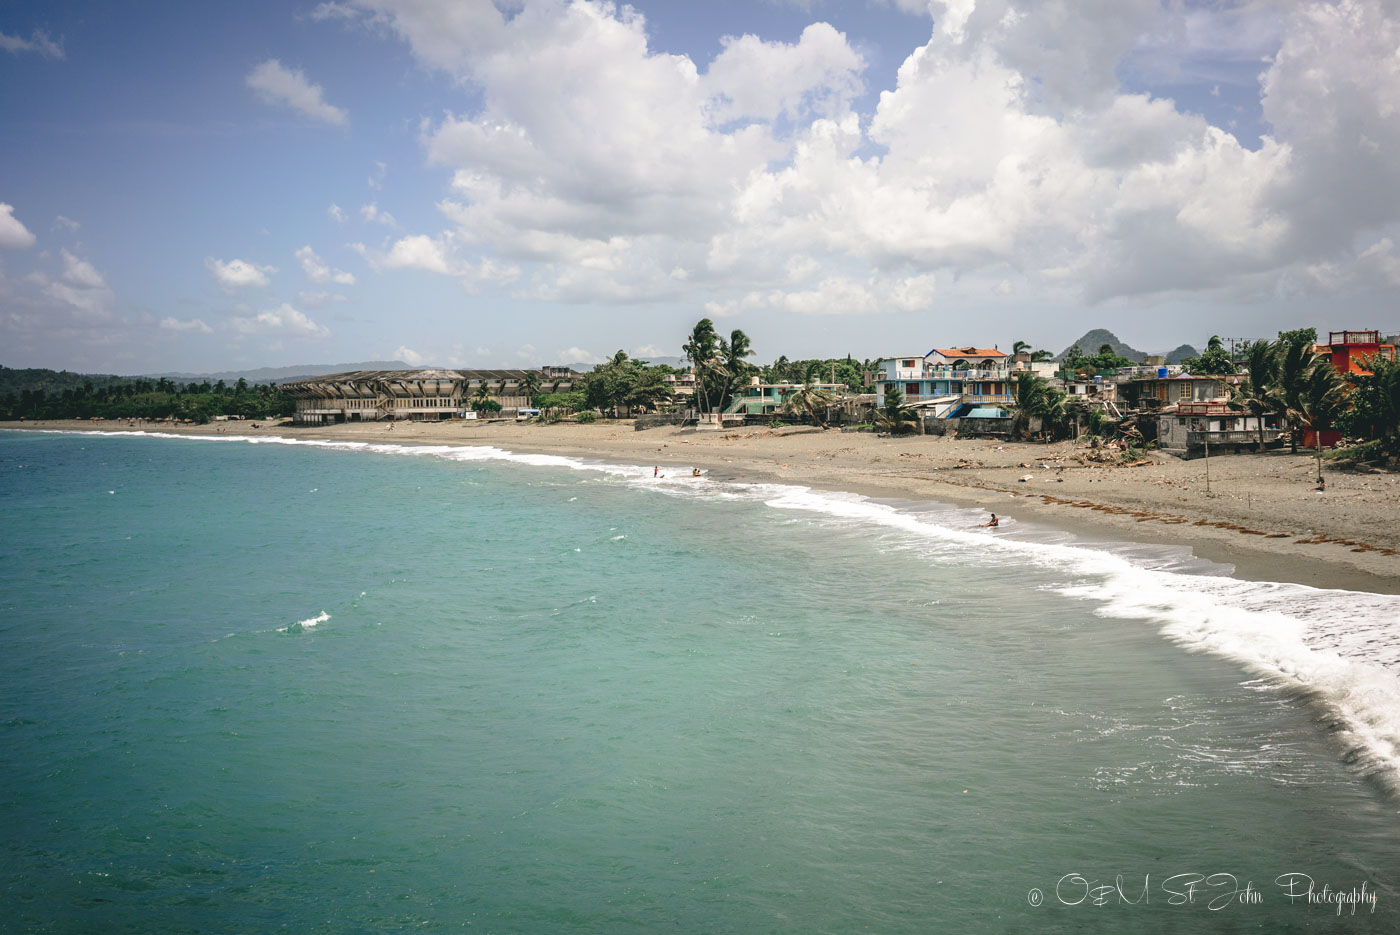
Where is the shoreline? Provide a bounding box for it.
[7,418,1399,594]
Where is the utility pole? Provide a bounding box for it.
[1204,432,1212,496]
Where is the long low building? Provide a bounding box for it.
[282,367,583,423]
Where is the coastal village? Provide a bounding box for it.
[267,323,1400,469]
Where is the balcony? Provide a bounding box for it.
[1186,429,1282,448]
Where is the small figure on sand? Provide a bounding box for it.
[1314,479,1326,492]
[979,513,999,528]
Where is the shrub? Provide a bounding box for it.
[576,411,598,424]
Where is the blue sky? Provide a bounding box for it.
[3,0,1399,374]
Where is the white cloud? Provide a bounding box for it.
[41,250,115,320]
[328,203,347,223]
[703,23,865,123]
[556,346,602,366]
[632,344,665,358]
[368,161,387,190]
[53,215,79,232]
[0,203,37,249]
[159,316,213,334]
[394,345,426,365]
[295,245,356,285]
[319,0,1400,314]
[360,202,397,227]
[206,256,275,290]
[0,29,64,59]
[230,303,330,339]
[246,59,348,125]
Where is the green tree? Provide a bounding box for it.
[1299,361,1347,482]
[781,383,839,428]
[1012,340,1032,356]
[1336,353,1400,444]
[471,378,497,413]
[682,318,720,414]
[1011,373,1050,440]
[1277,340,1322,453]
[717,329,756,412]
[874,387,920,435]
[1231,339,1283,451]
[1188,335,1237,374]
[1278,327,1318,349]
[519,370,543,405]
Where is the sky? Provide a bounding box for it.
[2,0,1400,375]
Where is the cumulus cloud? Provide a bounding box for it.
[42,250,115,320]
[295,245,356,285]
[0,203,37,249]
[0,29,64,59]
[556,346,602,366]
[360,202,397,227]
[328,203,347,223]
[246,59,348,125]
[394,345,426,365]
[314,0,1400,315]
[206,256,276,289]
[230,303,330,339]
[53,215,80,232]
[159,316,213,333]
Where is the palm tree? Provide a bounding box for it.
[1232,339,1282,451]
[624,371,675,413]
[1012,340,1032,357]
[1030,349,1053,362]
[1276,340,1321,453]
[1299,361,1347,483]
[472,377,496,408]
[682,319,719,415]
[718,329,755,412]
[519,370,543,405]
[781,383,838,428]
[1011,373,1050,440]
[874,387,920,435]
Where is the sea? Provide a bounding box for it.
[2,428,1399,934]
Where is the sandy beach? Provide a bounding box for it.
[9,417,1400,593]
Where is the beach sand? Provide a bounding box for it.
[11,417,1399,593]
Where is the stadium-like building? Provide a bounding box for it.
[282,367,582,423]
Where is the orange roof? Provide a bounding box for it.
[927,346,1007,358]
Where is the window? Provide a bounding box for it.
[1178,383,1191,400]
[902,359,917,368]
[905,383,920,395]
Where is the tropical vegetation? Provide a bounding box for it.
[0,373,293,423]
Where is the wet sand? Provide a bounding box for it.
[10,417,1399,593]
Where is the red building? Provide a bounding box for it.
[1302,330,1397,447]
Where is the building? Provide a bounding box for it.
[1118,373,1233,410]
[1316,330,1397,375]
[1157,401,1282,457]
[725,379,849,416]
[875,346,1013,417]
[283,367,584,423]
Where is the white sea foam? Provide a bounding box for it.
[30,427,1400,790]
[279,611,329,632]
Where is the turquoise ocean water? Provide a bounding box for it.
[2,429,1399,933]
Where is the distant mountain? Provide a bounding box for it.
[1055,329,1147,362]
[145,361,411,384]
[1053,330,1202,364]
